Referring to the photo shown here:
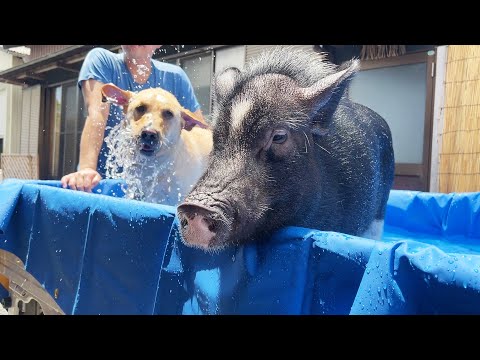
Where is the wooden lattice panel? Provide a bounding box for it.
[0,154,39,180]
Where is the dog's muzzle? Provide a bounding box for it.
[139,129,159,156]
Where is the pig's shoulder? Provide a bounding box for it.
[336,99,389,131]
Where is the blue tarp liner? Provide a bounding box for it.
[0,179,479,315]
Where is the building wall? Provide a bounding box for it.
[439,45,480,192]
[20,85,41,155]
[23,45,72,63]
[0,51,23,155]
[215,46,246,72]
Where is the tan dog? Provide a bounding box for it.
[101,84,212,205]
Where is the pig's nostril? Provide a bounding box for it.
[202,217,218,232]
[178,203,224,235]
[180,217,188,229]
[208,222,217,232]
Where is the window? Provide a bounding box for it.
[349,63,427,164]
[180,52,213,116]
[348,52,435,191]
[49,87,62,178]
[47,81,84,179]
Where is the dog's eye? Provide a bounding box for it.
[136,105,146,114]
[162,110,174,119]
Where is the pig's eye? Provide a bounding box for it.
[272,130,288,144]
[162,110,174,119]
[135,105,146,114]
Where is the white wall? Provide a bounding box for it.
[0,51,11,141]
[0,88,6,138]
[0,51,24,155]
[0,50,13,71]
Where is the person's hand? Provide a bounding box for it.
[60,168,102,192]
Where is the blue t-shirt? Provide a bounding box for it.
[78,47,201,177]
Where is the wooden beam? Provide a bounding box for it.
[0,77,27,86]
[33,64,59,74]
[18,72,46,81]
[56,62,79,73]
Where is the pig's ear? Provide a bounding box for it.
[300,60,359,135]
[181,108,209,131]
[213,67,241,104]
[101,83,133,107]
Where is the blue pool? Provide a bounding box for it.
[0,179,479,314]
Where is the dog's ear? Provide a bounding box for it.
[101,83,134,107]
[181,108,209,131]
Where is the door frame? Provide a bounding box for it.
[41,79,82,180]
[359,51,436,191]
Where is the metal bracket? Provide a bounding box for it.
[0,250,65,315]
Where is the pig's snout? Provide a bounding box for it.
[177,203,225,251]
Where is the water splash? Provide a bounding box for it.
[104,119,177,205]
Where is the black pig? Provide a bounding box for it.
[177,46,394,252]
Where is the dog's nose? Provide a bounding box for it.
[141,130,158,142]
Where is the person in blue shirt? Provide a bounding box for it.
[60,45,204,192]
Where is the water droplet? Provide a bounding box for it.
[475,269,479,273]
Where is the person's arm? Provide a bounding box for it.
[60,79,110,192]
